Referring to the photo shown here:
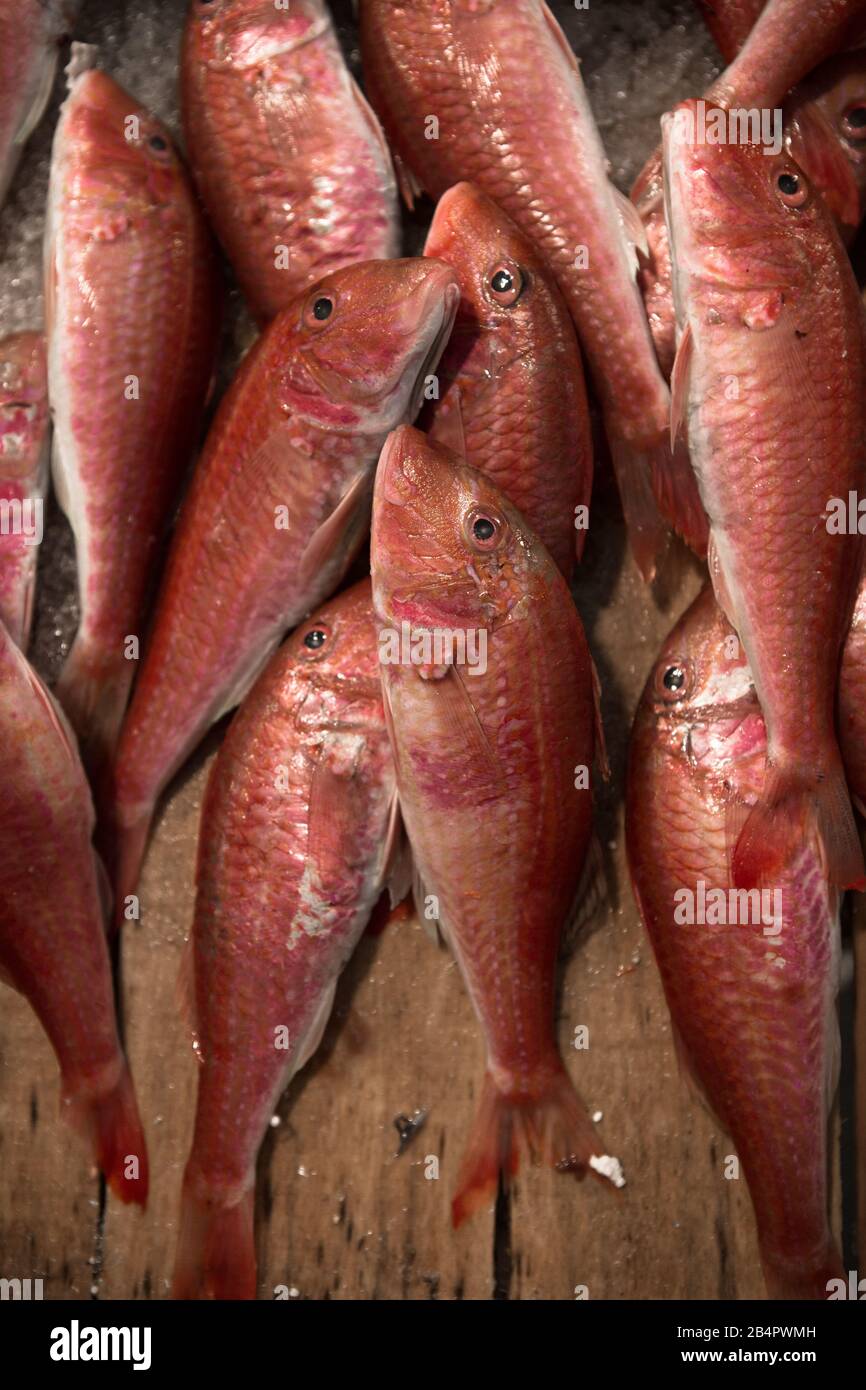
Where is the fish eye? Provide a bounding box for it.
[145,132,171,160]
[303,627,328,651]
[485,260,524,308]
[842,104,866,141]
[775,169,808,207]
[655,659,693,702]
[464,507,503,551]
[304,293,335,327]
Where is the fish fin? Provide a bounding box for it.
[669,322,692,451]
[55,639,134,778]
[296,469,373,591]
[172,1180,256,1300]
[12,48,60,148]
[540,1,583,77]
[611,186,650,275]
[706,530,737,628]
[607,431,669,583]
[590,656,609,781]
[392,150,424,211]
[426,382,468,459]
[433,665,507,797]
[63,1064,149,1207]
[730,759,865,892]
[561,833,608,956]
[379,788,413,908]
[293,979,338,1074]
[451,1066,622,1228]
[652,434,709,560]
[413,867,450,948]
[306,733,370,875]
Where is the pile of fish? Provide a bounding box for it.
[1,0,865,1301]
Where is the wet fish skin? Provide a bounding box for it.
[172,579,394,1300]
[46,63,223,775]
[422,181,592,581]
[664,101,866,892]
[359,0,706,578]
[0,620,147,1206]
[692,0,764,62]
[112,257,459,914]
[627,584,844,1299]
[181,0,399,322]
[635,0,866,376]
[0,332,49,651]
[839,575,866,807]
[371,424,620,1226]
[0,1,79,208]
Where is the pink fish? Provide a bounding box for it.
[0,332,49,650]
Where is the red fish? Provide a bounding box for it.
[664,103,866,892]
[692,0,764,62]
[422,182,592,580]
[785,50,866,243]
[172,579,397,1299]
[839,575,866,806]
[46,55,222,774]
[0,620,147,1205]
[0,332,49,651]
[635,0,866,376]
[113,257,458,913]
[0,1,79,207]
[359,0,705,578]
[627,585,844,1299]
[181,0,399,322]
[371,425,622,1227]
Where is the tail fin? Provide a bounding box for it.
[64,1063,148,1207]
[607,433,669,583]
[451,1067,624,1228]
[650,436,709,560]
[730,759,865,892]
[55,638,134,777]
[172,1178,256,1300]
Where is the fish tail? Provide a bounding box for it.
[607,432,669,583]
[760,1239,844,1300]
[730,758,865,892]
[451,1066,622,1228]
[172,1176,257,1300]
[64,1062,149,1207]
[55,637,134,776]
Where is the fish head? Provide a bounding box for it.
[185,0,328,72]
[423,182,564,371]
[634,586,766,790]
[283,579,384,732]
[371,424,552,644]
[785,51,866,238]
[55,68,189,233]
[277,259,460,433]
[663,98,823,334]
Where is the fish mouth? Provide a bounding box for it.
[408,282,461,416]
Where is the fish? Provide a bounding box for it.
[785,50,866,244]
[0,1,79,208]
[626,584,844,1300]
[0,619,148,1206]
[112,257,459,915]
[663,101,866,892]
[46,53,223,776]
[172,578,396,1299]
[692,0,764,62]
[635,0,866,376]
[839,575,866,807]
[0,332,49,650]
[370,424,622,1227]
[358,0,706,579]
[181,0,399,322]
[422,181,593,580]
